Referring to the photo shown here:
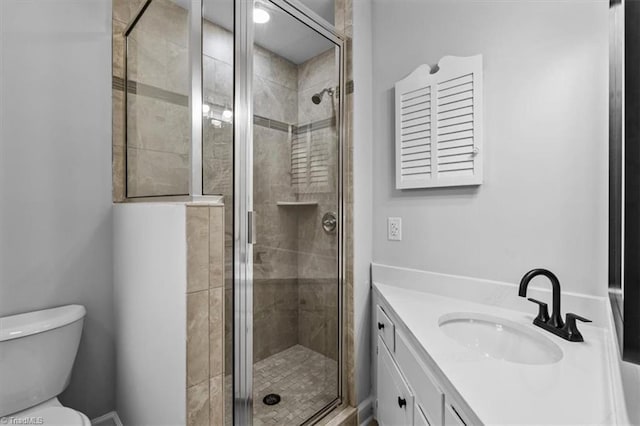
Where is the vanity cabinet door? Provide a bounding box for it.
[377,305,395,351]
[415,404,431,426]
[377,336,414,426]
[444,403,467,426]
[395,331,444,425]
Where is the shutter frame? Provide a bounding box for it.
[395,56,483,189]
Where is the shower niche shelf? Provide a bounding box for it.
[276,201,318,207]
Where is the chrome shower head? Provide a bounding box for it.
[311,88,334,105]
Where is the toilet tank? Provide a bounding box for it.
[0,305,86,416]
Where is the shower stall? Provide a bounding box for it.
[121,0,346,424]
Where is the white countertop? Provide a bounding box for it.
[374,281,620,425]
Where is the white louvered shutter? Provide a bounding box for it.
[395,56,483,189]
[395,64,434,189]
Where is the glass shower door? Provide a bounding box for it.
[245,0,344,423]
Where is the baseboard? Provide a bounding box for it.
[358,395,374,426]
[91,411,123,426]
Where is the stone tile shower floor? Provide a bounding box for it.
[253,344,338,425]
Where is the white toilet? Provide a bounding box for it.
[0,305,91,425]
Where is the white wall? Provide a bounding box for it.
[114,203,187,426]
[0,0,114,418]
[353,0,374,412]
[371,0,609,297]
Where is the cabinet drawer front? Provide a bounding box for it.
[396,331,444,426]
[377,336,414,426]
[377,305,396,351]
[415,403,431,426]
[444,403,467,426]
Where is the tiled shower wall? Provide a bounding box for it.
[112,0,356,413]
[296,48,340,361]
[252,45,302,362]
[186,205,225,426]
[113,0,191,199]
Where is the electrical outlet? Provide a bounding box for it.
[388,217,402,241]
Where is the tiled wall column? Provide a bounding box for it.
[186,205,225,426]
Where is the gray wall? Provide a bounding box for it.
[371,0,608,297]
[0,0,114,419]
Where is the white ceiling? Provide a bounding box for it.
[171,0,336,64]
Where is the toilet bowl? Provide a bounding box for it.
[0,305,90,425]
[6,397,91,426]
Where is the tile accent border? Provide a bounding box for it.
[113,76,350,135]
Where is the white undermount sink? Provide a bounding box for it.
[438,312,563,365]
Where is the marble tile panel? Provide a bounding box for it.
[270,51,298,91]
[209,207,224,289]
[203,155,232,197]
[298,84,337,125]
[139,0,188,48]
[113,90,125,147]
[126,34,168,90]
[202,55,216,96]
[253,76,297,124]
[127,95,190,154]
[126,147,189,197]
[254,46,297,91]
[204,122,233,152]
[298,48,337,93]
[209,287,224,377]
[210,375,224,426]
[162,0,189,47]
[187,380,210,426]
[113,0,147,25]
[345,24,353,42]
[203,21,233,65]
[299,278,338,310]
[253,245,298,282]
[113,19,126,78]
[344,0,353,31]
[187,290,210,387]
[299,307,338,359]
[203,57,233,106]
[252,126,296,207]
[166,41,189,95]
[334,0,345,33]
[253,279,299,362]
[112,142,126,202]
[346,38,353,81]
[253,48,271,82]
[214,59,234,107]
[187,207,210,293]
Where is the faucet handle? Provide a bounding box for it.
[527,298,550,324]
[562,313,592,342]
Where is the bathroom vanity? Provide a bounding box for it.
[372,263,627,426]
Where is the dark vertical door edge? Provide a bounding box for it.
[624,0,640,363]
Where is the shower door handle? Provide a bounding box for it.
[248,211,256,244]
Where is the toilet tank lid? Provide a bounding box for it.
[0,305,86,342]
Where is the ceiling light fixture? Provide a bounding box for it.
[222,109,233,119]
[202,103,210,114]
[253,8,270,24]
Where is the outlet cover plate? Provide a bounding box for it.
[388,217,402,241]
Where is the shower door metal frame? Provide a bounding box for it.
[233,0,347,424]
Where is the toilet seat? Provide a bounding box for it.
[16,406,91,426]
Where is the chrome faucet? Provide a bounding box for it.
[518,268,592,342]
